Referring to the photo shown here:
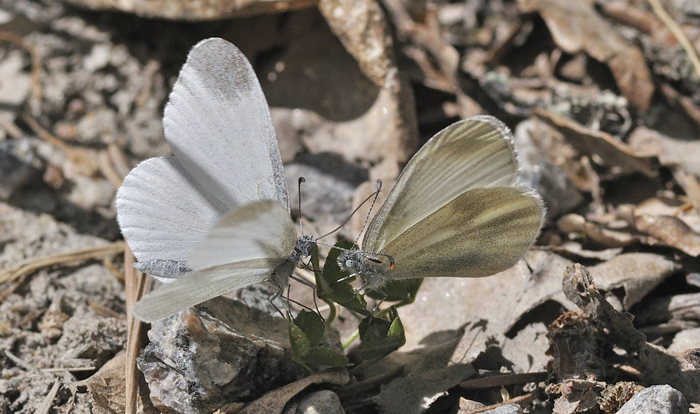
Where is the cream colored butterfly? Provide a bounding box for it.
[339,116,545,293]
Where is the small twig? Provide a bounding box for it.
[463,392,537,414]
[21,112,73,153]
[0,113,23,139]
[107,143,131,179]
[459,371,548,389]
[34,378,61,414]
[647,0,700,80]
[41,366,96,373]
[88,300,123,319]
[0,31,42,104]
[0,241,125,284]
[3,348,33,371]
[103,255,125,282]
[124,244,148,414]
[98,148,125,190]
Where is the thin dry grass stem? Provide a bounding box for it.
[0,112,23,138]
[22,113,103,180]
[107,143,132,179]
[459,371,548,389]
[22,112,75,153]
[3,348,33,370]
[124,244,148,414]
[98,147,126,190]
[0,31,42,104]
[103,255,125,282]
[34,378,61,414]
[41,366,96,373]
[88,299,123,319]
[462,391,537,414]
[647,0,700,79]
[0,241,125,284]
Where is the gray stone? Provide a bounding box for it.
[616,385,688,414]
[480,404,522,414]
[138,294,306,414]
[292,390,345,414]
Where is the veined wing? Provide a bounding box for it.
[163,38,289,211]
[116,157,227,272]
[364,116,522,253]
[187,200,297,270]
[381,187,544,279]
[132,260,279,323]
[132,201,298,322]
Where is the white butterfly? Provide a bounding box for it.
[339,116,545,293]
[116,38,313,323]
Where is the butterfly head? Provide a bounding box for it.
[338,249,394,291]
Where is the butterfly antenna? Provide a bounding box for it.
[317,180,383,241]
[354,180,383,245]
[297,177,306,237]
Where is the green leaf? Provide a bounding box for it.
[306,346,350,368]
[294,310,325,346]
[288,319,311,361]
[358,307,406,360]
[309,244,337,324]
[288,311,349,369]
[366,278,423,305]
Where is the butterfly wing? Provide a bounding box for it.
[187,200,297,271]
[362,115,544,279]
[363,116,526,253]
[132,200,297,322]
[115,156,228,278]
[116,38,290,277]
[380,187,544,279]
[164,37,289,211]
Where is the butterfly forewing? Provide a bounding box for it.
[163,38,289,211]
[363,116,522,253]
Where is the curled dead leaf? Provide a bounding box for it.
[533,109,656,177]
[518,0,653,111]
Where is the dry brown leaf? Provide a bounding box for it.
[395,250,575,368]
[635,215,700,257]
[634,197,700,257]
[79,351,127,414]
[518,0,653,112]
[533,109,656,177]
[589,253,680,309]
[239,369,349,414]
[627,126,700,177]
[370,335,475,414]
[318,0,394,87]
[557,214,640,248]
[62,0,317,20]
[250,6,418,180]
